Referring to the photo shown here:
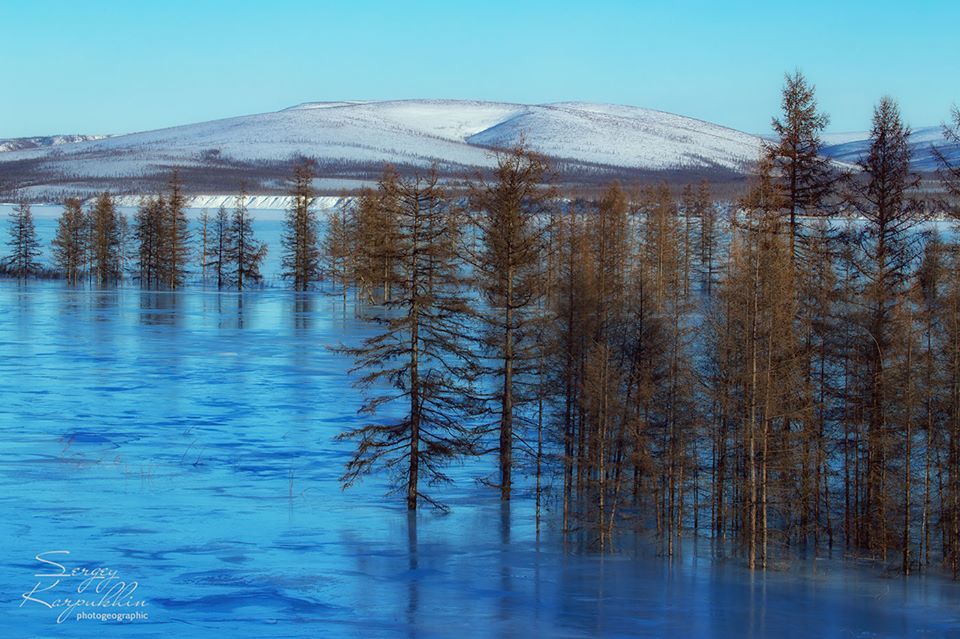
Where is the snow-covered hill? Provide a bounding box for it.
[822,126,959,172]
[0,100,764,197]
[0,134,109,153]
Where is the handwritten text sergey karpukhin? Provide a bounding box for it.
[20,550,149,624]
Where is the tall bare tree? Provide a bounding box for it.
[89,191,122,286]
[283,160,321,290]
[161,169,191,288]
[52,198,87,285]
[338,168,478,510]
[934,107,960,213]
[766,71,837,264]
[467,145,556,501]
[203,205,231,290]
[321,199,355,302]
[844,97,922,560]
[135,195,165,288]
[5,200,41,279]
[227,187,267,290]
[227,186,267,291]
[353,176,400,303]
[198,208,210,284]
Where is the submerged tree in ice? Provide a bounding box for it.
[135,194,165,288]
[843,97,922,563]
[282,159,321,291]
[5,200,41,279]
[227,187,267,290]
[52,198,87,285]
[354,175,401,304]
[88,191,123,286]
[321,198,355,302]
[466,145,555,502]
[338,167,478,510]
[203,205,231,289]
[163,169,192,289]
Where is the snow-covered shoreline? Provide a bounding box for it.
[0,194,353,211]
[112,193,350,211]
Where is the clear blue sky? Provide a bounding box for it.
[1,0,957,138]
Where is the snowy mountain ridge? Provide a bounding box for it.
[7,100,953,201]
[820,125,959,171]
[0,100,764,198]
[0,134,110,153]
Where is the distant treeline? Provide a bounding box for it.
[4,73,960,579]
[0,164,319,289]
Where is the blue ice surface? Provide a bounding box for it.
[0,206,959,637]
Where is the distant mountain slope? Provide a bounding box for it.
[0,134,109,153]
[821,125,959,172]
[0,100,764,198]
[469,102,760,170]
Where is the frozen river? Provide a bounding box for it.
[1,205,959,636]
[1,282,959,638]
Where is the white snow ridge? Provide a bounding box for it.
[0,100,765,197]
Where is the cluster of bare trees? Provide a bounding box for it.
[195,187,267,290]
[28,161,330,290]
[43,169,270,290]
[711,86,960,576]
[140,174,267,290]
[323,152,556,510]
[4,193,129,282]
[135,171,191,288]
[326,74,960,579]
[49,192,130,285]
